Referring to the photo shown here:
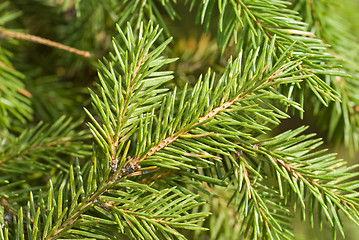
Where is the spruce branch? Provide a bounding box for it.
[246,127,359,237]
[103,24,359,236]
[180,126,359,239]
[0,116,90,174]
[15,152,209,240]
[86,22,177,173]
[2,1,359,239]
[126,37,306,173]
[82,23,314,239]
[190,0,342,111]
[46,23,304,240]
[292,0,359,151]
[237,182,294,239]
[0,47,32,128]
[25,23,205,240]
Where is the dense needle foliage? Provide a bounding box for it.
[1,0,359,239]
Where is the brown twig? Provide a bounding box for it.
[0,28,90,58]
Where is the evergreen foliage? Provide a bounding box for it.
[1,0,359,239]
